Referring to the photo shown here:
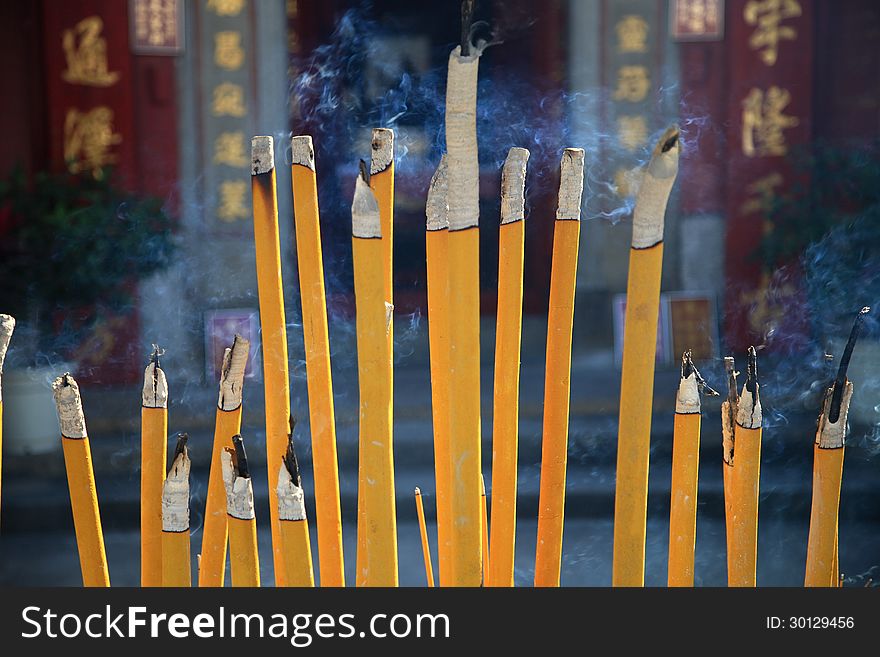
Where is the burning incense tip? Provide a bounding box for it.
[142,348,168,409]
[352,171,381,238]
[0,314,15,402]
[251,135,275,175]
[829,306,871,423]
[500,147,529,225]
[52,373,87,439]
[291,135,315,171]
[426,155,449,231]
[222,446,255,521]
[632,125,680,250]
[370,128,394,175]
[162,437,191,533]
[736,347,762,429]
[556,148,585,221]
[219,334,250,411]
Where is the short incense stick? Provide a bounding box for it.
[251,136,290,586]
[200,334,249,587]
[223,435,260,587]
[140,347,168,587]
[352,167,397,586]
[721,355,738,576]
[612,126,680,587]
[534,148,585,587]
[0,314,14,526]
[277,430,315,587]
[414,487,435,587]
[728,347,762,587]
[805,307,869,586]
[488,147,528,587]
[445,35,483,588]
[291,135,345,587]
[425,155,453,585]
[668,352,717,586]
[53,374,110,587]
[162,434,191,587]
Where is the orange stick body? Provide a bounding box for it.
[292,158,345,586]
[667,411,701,586]
[534,219,580,587]
[805,445,844,587]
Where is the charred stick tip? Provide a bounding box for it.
[232,434,250,479]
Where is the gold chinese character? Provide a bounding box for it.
[217,180,249,221]
[744,0,801,66]
[741,86,799,157]
[613,66,650,103]
[213,131,248,167]
[214,31,245,70]
[211,83,247,117]
[616,15,648,53]
[740,172,784,214]
[207,0,246,16]
[63,106,122,178]
[617,115,648,152]
[61,16,120,87]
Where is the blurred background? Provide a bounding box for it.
[0,0,879,586]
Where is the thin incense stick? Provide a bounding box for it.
[291,135,345,587]
[161,434,191,587]
[251,136,290,586]
[535,148,585,587]
[488,147,528,587]
[223,435,260,587]
[667,352,717,586]
[414,487,435,587]
[200,334,249,586]
[728,347,762,587]
[53,373,110,587]
[805,307,869,586]
[612,126,680,587]
[140,346,168,587]
[425,155,452,585]
[445,39,483,588]
[277,430,315,587]
[352,169,397,586]
[0,314,14,528]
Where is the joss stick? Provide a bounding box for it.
[52,373,110,587]
[140,346,168,587]
[667,352,717,586]
[161,434,191,587]
[0,314,14,528]
[425,155,453,585]
[277,429,315,587]
[534,148,585,587]
[291,135,345,586]
[728,347,762,587]
[222,435,260,587]
[721,355,738,578]
[612,126,680,587]
[414,487,435,587]
[251,135,290,586]
[805,307,869,586]
[352,166,397,586]
[199,334,249,587]
[445,13,483,587]
[487,147,529,587]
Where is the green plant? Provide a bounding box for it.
[0,167,175,354]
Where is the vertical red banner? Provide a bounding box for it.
[723,0,813,351]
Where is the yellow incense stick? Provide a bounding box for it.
[161,435,191,587]
[291,135,345,586]
[53,374,110,587]
[277,436,315,587]
[488,148,528,587]
[425,156,453,585]
[140,349,168,587]
[612,127,680,587]
[534,149,585,587]
[414,487,435,587]
[223,438,260,587]
[251,136,290,586]
[352,169,397,586]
